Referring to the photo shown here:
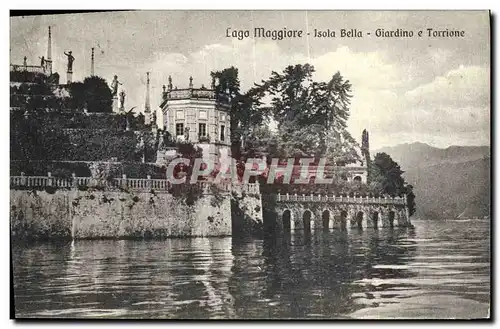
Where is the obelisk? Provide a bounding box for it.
[90,47,95,76]
[45,26,53,75]
[144,72,151,125]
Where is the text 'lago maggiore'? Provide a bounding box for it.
[226,27,466,40]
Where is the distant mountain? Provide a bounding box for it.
[373,142,490,220]
[374,142,490,169]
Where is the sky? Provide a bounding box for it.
[10,10,490,150]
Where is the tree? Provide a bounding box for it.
[252,64,360,163]
[405,184,416,217]
[240,125,281,161]
[68,81,86,110]
[370,152,406,196]
[366,152,417,216]
[69,76,113,113]
[210,67,269,159]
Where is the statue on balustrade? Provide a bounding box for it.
[119,90,126,109]
[39,56,45,70]
[64,51,75,72]
[157,130,166,151]
[110,75,122,96]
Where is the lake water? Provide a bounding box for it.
[12,219,490,319]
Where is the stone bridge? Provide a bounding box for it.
[274,193,411,232]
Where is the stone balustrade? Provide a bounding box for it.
[276,192,407,206]
[10,64,46,74]
[167,88,216,100]
[232,183,261,195]
[10,173,257,195]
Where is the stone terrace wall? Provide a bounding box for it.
[10,189,231,240]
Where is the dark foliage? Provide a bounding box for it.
[370,152,416,214]
[69,76,113,113]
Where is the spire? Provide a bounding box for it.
[145,72,151,113]
[47,26,52,60]
[90,47,95,76]
[144,72,151,124]
[45,26,53,75]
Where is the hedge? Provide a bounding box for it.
[10,160,166,179]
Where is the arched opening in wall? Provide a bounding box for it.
[353,176,362,182]
[355,211,363,229]
[282,210,291,233]
[303,210,312,234]
[322,210,330,231]
[372,211,379,229]
[388,211,395,228]
[340,210,348,230]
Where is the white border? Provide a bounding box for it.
[2,2,496,328]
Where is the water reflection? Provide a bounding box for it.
[227,227,418,318]
[12,220,490,319]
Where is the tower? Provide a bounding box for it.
[159,75,231,163]
[144,72,151,125]
[45,26,53,75]
[90,47,95,76]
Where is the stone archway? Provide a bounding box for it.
[322,210,330,231]
[303,210,312,233]
[282,209,291,233]
[355,211,364,229]
[340,210,348,230]
[371,211,379,229]
[388,210,395,228]
[353,175,362,182]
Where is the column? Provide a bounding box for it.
[329,208,337,229]
[397,209,409,227]
[380,209,390,228]
[112,95,119,113]
[365,209,374,228]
